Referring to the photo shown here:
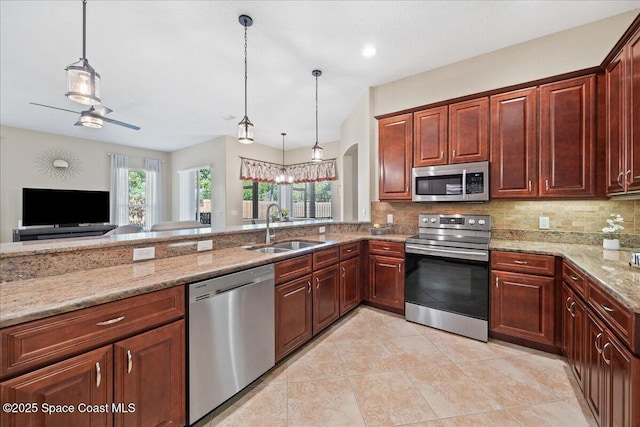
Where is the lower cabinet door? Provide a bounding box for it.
[490,270,555,345]
[586,311,606,425]
[340,256,361,316]
[114,320,185,427]
[313,265,340,335]
[275,275,313,362]
[602,331,634,427]
[0,346,113,427]
[368,255,405,311]
[562,283,586,390]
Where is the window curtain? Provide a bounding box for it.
[178,169,198,221]
[110,154,129,226]
[144,158,162,230]
[240,158,337,183]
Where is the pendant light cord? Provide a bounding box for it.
[315,74,318,143]
[244,24,248,119]
[82,0,87,61]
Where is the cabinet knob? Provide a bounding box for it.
[342,266,346,277]
[600,303,615,313]
[316,277,320,289]
[570,275,579,281]
[625,170,632,185]
[96,316,125,326]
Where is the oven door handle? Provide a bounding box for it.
[405,244,488,260]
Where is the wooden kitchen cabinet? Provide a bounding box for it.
[539,75,596,197]
[367,240,405,314]
[606,28,640,196]
[275,275,313,362]
[448,97,489,164]
[562,282,587,391]
[339,255,361,316]
[490,87,538,198]
[378,113,413,200]
[490,251,556,348]
[312,264,340,335]
[413,106,448,166]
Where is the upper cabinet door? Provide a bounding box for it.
[378,113,413,200]
[605,52,626,195]
[539,75,596,197]
[490,87,538,198]
[627,29,640,193]
[413,106,448,167]
[449,97,489,164]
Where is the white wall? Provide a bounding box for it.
[0,125,171,242]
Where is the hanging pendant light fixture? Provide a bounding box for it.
[276,133,293,184]
[238,15,254,144]
[65,0,101,106]
[311,70,323,161]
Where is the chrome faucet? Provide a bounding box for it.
[265,203,282,245]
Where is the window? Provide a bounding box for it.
[128,170,146,226]
[178,167,211,224]
[242,181,279,221]
[291,181,332,219]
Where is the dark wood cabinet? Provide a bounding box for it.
[539,75,596,197]
[606,28,640,196]
[378,113,413,200]
[1,346,112,427]
[339,254,361,316]
[312,265,340,335]
[368,255,404,312]
[562,282,586,391]
[490,87,538,198]
[413,106,448,166]
[114,320,184,427]
[275,275,312,362]
[448,97,489,164]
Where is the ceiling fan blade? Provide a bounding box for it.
[101,116,141,130]
[74,121,82,126]
[30,102,79,114]
[93,106,113,116]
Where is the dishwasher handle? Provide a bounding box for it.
[216,280,262,295]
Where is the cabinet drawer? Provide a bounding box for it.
[588,281,632,347]
[340,242,360,260]
[1,286,184,379]
[313,247,340,270]
[562,261,587,298]
[491,251,555,276]
[369,240,404,257]
[275,255,313,284]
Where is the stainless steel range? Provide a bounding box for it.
[405,213,491,342]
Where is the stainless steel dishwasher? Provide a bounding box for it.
[188,264,275,425]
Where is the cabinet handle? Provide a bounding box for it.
[600,304,615,313]
[569,301,576,318]
[96,362,101,388]
[595,332,603,354]
[513,260,528,265]
[398,264,401,273]
[625,170,632,185]
[346,249,353,253]
[570,275,579,281]
[565,296,573,311]
[96,316,125,326]
[545,179,549,192]
[307,281,311,294]
[440,151,444,159]
[602,342,612,365]
[495,277,499,288]
[127,350,133,374]
[617,172,624,188]
[342,266,346,277]
[528,180,532,192]
[452,149,456,158]
[383,247,390,251]
[316,277,320,289]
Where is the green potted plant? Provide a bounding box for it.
[281,209,289,221]
[602,214,624,250]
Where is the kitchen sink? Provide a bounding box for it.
[272,240,321,250]
[252,247,291,254]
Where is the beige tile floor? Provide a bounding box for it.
[201,306,597,427]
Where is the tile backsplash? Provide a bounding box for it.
[372,199,640,248]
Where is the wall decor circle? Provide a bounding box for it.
[36,148,83,180]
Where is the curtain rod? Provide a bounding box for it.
[239,156,336,167]
[107,152,166,163]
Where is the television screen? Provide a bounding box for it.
[22,188,110,226]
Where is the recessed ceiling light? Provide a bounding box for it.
[362,44,377,58]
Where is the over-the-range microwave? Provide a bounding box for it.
[412,161,489,202]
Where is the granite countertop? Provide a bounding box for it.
[0,233,409,328]
[490,240,640,314]
[2,234,638,329]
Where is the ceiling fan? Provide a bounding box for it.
[30,103,140,130]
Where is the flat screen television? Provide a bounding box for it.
[22,188,110,227]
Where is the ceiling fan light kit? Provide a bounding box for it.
[65,0,101,106]
[238,14,254,144]
[311,69,323,162]
[79,111,103,128]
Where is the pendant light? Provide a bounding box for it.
[311,70,323,161]
[238,15,254,144]
[275,133,293,184]
[65,0,101,106]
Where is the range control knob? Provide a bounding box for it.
[422,217,428,223]
[430,217,437,223]
[468,219,476,225]
[478,219,486,225]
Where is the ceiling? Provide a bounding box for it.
[1,1,637,152]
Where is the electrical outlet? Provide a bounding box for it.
[539,216,550,229]
[197,240,213,251]
[319,226,326,234]
[387,214,394,224]
[133,247,155,261]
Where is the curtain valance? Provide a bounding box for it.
[240,157,337,183]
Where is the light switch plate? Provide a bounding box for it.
[133,247,155,261]
[539,216,550,229]
[319,226,326,234]
[387,214,394,224]
[197,240,213,251]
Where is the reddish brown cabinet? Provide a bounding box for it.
[606,28,640,196]
[539,75,596,197]
[275,274,313,362]
[339,243,361,316]
[378,113,413,200]
[367,241,405,313]
[562,282,587,391]
[312,264,340,335]
[413,106,448,166]
[490,87,538,198]
[448,97,489,164]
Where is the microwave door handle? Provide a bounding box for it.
[462,169,467,199]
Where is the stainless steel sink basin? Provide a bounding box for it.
[272,241,321,250]
[251,247,291,254]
